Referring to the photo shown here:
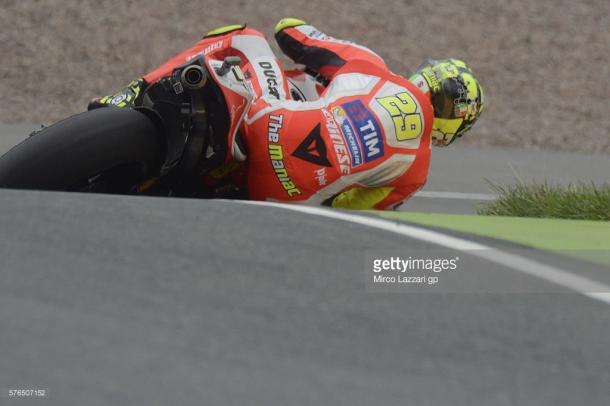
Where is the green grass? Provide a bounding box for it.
[376,211,610,267]
[372,181,610,266]
[477,181,610,221]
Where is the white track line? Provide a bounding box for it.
[238,201,610,305]
[414,191,496,200]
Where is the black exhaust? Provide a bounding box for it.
[181,65,207,90]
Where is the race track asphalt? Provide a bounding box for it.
[1,191,610,406]
[1,126,610,405]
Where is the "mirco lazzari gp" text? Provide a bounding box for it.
[372,256,460,285]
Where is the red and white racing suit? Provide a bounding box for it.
[144,24,434,210]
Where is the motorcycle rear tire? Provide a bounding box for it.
[0,107,162,192]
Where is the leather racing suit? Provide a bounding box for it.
[131,21,435,209]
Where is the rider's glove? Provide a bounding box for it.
[87,78,147,110]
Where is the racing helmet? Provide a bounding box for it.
[410,59,485,146]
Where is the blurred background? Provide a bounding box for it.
[1,0,609,153]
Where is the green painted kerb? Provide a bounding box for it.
[374,212,610,266]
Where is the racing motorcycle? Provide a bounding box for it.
[0,55,254,198]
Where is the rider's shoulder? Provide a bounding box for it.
[328,60,417,95]
[334,59,391,77]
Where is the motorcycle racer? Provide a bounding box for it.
[91,19,485,209]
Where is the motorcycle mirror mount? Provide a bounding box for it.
[216,56,242,76]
